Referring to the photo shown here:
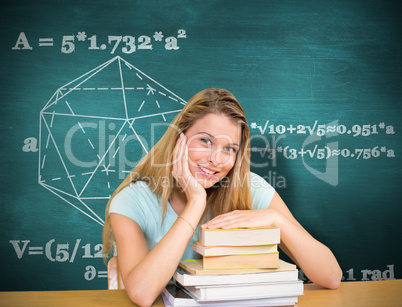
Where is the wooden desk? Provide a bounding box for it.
[298,279,401,307]
[1,280,401,306]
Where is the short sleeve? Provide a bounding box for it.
[108,182,148,232]
[108,181,180,254]
[250,172,276,210]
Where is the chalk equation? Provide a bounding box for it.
[84,265,108,281]
[299,265,395,283]
[251,145,396,160]
[10,239,108,282]
[9,239,104,262]
[250,121,395,137]
[12,30,187,53]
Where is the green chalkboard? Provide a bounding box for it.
[1,0,401,291]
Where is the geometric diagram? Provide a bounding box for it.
[38,56,186,226]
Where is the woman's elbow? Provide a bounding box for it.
[126,287,158,307]
[326,267,342,290]
[312,265,342,289]
[326,278,341,290]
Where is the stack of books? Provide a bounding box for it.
[195,226,280,270]
[162,227,304,306]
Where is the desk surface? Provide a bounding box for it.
[1,279,401,307]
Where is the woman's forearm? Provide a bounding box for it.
[278,214,342,289]
[123,199,205,306]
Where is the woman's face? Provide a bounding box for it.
[184,113,241,189]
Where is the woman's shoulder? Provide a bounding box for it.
[109,180,161,221]
[249,171,274,189]
[112,180,158,206]
[249,172,276,209]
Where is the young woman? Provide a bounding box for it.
[102,88,342,306]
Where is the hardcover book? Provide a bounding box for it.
[162,284,298,306]
[200,227,280,246]
[183,280,304,302]
[202,252,279,269]
[179,258,296,275]
[193,240,278,256]
[174,260,298,286]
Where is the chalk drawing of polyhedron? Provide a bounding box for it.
[38,56,186,225]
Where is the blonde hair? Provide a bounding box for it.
[102,88,252,262]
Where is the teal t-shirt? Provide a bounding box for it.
[109,172,275,260]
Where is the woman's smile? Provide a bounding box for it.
[197,164,219,178]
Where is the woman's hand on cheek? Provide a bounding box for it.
[171,133,207,202]
[201,208,283,229]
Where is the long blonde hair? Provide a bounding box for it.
[102,88,252,262]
